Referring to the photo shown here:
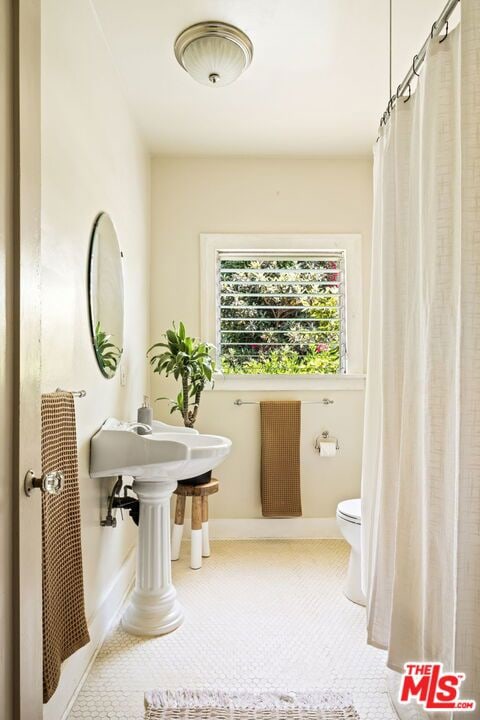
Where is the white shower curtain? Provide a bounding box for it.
[362,0,480,714]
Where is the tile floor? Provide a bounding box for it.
[68,540,397,720]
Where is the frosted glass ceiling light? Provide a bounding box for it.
[174,22,253,87]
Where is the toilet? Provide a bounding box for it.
[336,498,366,606]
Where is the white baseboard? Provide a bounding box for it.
[180,517,341,539]
[44,547,136,720]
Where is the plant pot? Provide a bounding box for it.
[177,469,212,487]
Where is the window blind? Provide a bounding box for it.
[216,251,346,374]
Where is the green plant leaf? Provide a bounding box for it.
[147,322,216,427]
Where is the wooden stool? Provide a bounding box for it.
[171,479,219,570]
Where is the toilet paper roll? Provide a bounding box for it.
[316,438,337,457]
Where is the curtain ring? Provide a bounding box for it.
[396,84,402,99]
[439,20,449,43]
[412,54,420,76]
[430,21,437,39]
[403,83,411,103]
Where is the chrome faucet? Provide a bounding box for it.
[127,422,152,435]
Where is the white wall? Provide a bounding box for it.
[151,156,372,525]
[41,1,150,716]
[0,0,13,716]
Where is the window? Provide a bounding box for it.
[201,234,363,383]
[217,252,346,375]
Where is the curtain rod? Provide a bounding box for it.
[380,0,460,127]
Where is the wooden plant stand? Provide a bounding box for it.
[171,479,219,569]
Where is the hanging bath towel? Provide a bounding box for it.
[41,392,90,702]
[260,400,302,517]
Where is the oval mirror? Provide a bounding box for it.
[88,213,124,379]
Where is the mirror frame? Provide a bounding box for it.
[87,212,124,379]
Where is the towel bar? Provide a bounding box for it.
[55,387,87,397]
[234,398,334,406]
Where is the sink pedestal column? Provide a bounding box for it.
[122,476,184,636]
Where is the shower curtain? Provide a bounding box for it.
[362,0,480,714]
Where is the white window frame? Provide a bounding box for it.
[200,234,364,390]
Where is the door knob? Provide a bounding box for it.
[24,469,64,497]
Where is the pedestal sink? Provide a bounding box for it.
[90,418,231,636]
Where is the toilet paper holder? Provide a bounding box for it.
[314,431,340,452]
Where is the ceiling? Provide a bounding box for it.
[93,0,448,157]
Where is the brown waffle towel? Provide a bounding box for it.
[260,400,302,517]
[42,392,90,702]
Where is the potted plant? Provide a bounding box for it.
[147,322,216,484]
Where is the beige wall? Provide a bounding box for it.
[151,156,372,521]
[41,0,150,715]
[0,0,13,716]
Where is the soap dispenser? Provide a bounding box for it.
[137,396,153,434]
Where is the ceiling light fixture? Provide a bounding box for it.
[174,22,253,87]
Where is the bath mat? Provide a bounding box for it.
[144,689,360,719]
[42,392,90,702]
[260,400,302,517]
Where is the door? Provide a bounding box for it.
[0,1,15,717]
[11,0,43,718]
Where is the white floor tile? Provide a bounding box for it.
[68,540,397,719]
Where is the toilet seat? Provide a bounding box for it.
[336,498,361,525]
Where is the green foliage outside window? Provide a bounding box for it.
[219,257,343,375]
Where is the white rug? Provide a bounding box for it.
[145,689,360,719]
